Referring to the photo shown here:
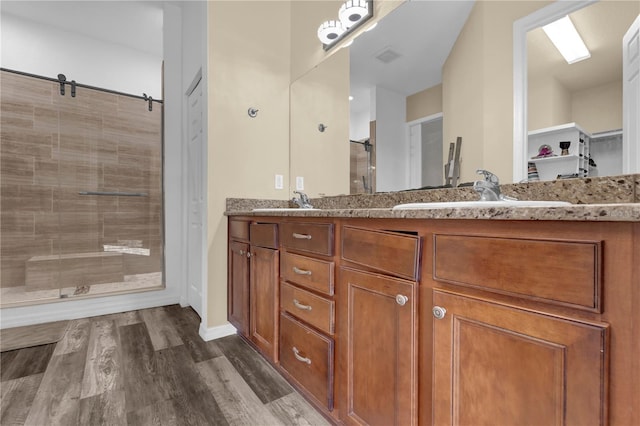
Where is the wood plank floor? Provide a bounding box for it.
[0,305,330,426]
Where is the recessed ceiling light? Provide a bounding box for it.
[542,15,590,64]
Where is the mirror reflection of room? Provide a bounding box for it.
[526,1,637,181]
[349,1,473,193]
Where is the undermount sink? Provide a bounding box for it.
[392,200,572,210]
[252,208,319,212]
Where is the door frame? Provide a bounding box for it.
[623,13,640,174]
[182,69,207,324]
[406,112,444,188]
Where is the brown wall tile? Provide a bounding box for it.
[1,70,162,289]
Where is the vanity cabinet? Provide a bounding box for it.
[228,216,639,426]
[338,226,420,426]
[432,290,608,425]
[248,223,279,362]
[228,219,251,336]
[278,221,336,411]
[424,220,637,426]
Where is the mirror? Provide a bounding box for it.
[289,1,474,197]
[514,0,640,181]
[348,0,473,193]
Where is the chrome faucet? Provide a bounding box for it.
[473,169,516,201]
[291,191,313,209]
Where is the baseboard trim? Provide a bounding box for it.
[199,322,237,341]
[0,289,181,329]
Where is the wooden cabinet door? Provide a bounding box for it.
[250,246,280,362]
[228,240,250,336]
[339,267,417,426]
[433,290,608,426]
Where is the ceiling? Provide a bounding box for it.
[0,1,163,56]
[349,0,475,115]
[527,1,638,93]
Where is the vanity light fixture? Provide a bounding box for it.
[318,20,346,45]
[339,0,369,29]
[317,0,373,51]
[542,15,591,64]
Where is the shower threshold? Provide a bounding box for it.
[0,272,163,308]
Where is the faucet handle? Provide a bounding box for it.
[476,169,499,184]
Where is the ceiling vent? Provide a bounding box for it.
[374,47,401,64]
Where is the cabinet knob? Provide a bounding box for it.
[292,347,312,365]
[395,294,409,306]
[246,252,252,258]
[239,250,245,255]
[432,306,447,320]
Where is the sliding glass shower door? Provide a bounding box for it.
[0,69,164,307]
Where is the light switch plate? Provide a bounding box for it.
[296,176,304,191]
[275,174,284,189]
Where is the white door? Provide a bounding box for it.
[187,80,204,317]
[422,117,444,187]
[408,123,422,189]
[623,14,640,174]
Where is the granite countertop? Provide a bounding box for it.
[225,203,640,222]
[225,174,640,222]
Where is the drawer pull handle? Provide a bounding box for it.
[293,299,312,311]
[292,347,312,365]
[292,266,312,276]
[432,306,447,320]
[396,294,409,306]
[292,233,312,240]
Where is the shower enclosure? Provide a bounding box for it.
[0,69,164,307]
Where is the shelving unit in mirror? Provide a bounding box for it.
[528,123,595,181]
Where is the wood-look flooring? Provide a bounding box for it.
[0,320,69,352]
[0,305,330,426]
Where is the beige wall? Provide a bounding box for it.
[443,0,551,183]
[572,80,622,134]
[290,49,350,198]
[406,84,442,123]
[528,76,572,131]
[207,1,291,328]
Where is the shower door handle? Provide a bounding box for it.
[79,191,148,197]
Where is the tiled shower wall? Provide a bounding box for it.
[0,70,163,291]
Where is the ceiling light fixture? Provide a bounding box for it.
[317,20,346,45]
[317,0,373,51]
[339,0,369,29]
[542,15,591,64]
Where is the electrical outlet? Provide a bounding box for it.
[275,174,284,189]
[296,176,304,191]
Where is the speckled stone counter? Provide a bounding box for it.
[225,174,640,222]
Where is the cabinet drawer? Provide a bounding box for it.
[341,226,421,280]
[250,223,278,249]
[433,234,601,312]
[281,252,334,296]
[279,312,334,410]
[281,282,335,335]
[229,219,249,241]
[280,222,334,256]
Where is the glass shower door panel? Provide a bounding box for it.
[0,72,61,305]
[55,88,111,298]
[101,94,164,292]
